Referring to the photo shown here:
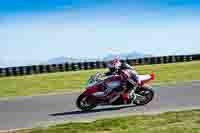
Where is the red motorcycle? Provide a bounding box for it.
[76,71,155,111]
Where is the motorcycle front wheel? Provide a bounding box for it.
[76,94,97,111]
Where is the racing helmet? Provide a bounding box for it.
[107,58,122,70]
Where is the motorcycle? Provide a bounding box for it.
[76,71,155,111]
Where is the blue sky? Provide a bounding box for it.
[1,0,200,67]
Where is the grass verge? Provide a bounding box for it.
[0,61,200,98]
[5,109,200,133]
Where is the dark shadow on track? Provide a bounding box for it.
[49,105,136,117]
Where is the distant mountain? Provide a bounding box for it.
[45,56,99,64]
[103,51,152,61]
[45,52,152,65]
[0,59,8,68]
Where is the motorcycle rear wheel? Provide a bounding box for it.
[76,94,97,111]
[134,85,154,106]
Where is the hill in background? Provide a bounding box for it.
[45,51,152,64]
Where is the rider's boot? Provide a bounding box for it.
[122,93,131,104]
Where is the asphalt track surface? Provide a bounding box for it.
[0,81,200,131]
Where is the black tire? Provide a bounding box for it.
[76,94,97,111]
[134,85,154,106]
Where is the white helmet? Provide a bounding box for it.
[107,58,122,70]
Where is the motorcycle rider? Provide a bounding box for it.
[104,58,142,103]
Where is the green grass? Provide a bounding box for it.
[8,109,200,133]
[0,61,200,98]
